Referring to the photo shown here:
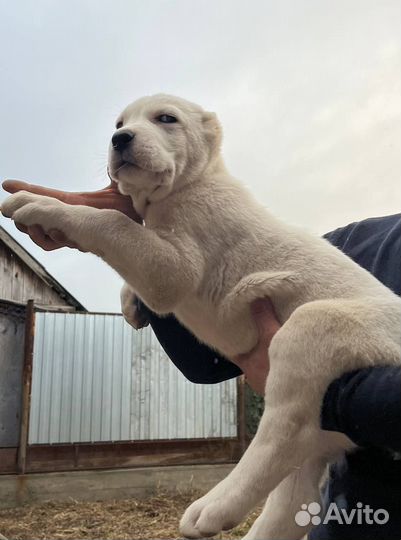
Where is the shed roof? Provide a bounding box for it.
[0,225,86,311]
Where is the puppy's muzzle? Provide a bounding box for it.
[112,129,135,151]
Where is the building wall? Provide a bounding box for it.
[0,301,26,447]
[0,242,71,307]
[29,311,238,444]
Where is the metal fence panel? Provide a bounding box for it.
[29,312,237,444]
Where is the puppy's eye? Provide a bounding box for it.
[116,121,123,129]
[156,114,177,124]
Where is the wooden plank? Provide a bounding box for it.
[25,439,242,473]
[0,245,71,307]
[237,375,247,454]
[0,228,85,310]
[0,448,18,474]
[0,302,26,448]
[17,300,35,474]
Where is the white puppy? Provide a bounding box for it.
[2,94,401,539]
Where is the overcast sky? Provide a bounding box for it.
[1,0,400,312]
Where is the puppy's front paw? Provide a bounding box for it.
[1,191,64,229]
[180,494,241,539]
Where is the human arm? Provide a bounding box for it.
[322,366,401,452]
[237,212,401,448]
[231,302,401,452]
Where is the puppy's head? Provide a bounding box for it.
[108,94,222,202]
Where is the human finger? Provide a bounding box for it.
[3,180,69,202]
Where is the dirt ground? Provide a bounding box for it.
[0,491,260,540]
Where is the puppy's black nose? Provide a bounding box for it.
[112,129,135,151]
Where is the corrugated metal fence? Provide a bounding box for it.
[29,312,237,444]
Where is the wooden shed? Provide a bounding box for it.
[0,225,85,451]
[0,225,85,310]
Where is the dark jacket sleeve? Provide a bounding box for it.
[321,366,401,451]
[144,307,242,384]
[321,214,401,449]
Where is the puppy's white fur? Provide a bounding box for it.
[2,94,401,539]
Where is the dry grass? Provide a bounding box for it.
[0,491,260,540]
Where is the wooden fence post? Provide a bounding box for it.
[237,375,247,455]
[17,300,35,474]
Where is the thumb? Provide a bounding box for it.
[251,297,275,324]
[250,298,281,344]
[3,179,69,202]
[3,180,31,193]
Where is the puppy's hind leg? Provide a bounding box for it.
[180,300,358,539]
[243,457,326,540]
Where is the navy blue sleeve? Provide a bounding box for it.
[145,309,242,383]
[135,288,241,383]
[323,213,401,295]
[321,213,401,449]
[322,366,401,451]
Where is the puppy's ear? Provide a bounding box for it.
[202,111,223,149]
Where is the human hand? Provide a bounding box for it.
[231,298,282,395]
[2,179,141,251]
